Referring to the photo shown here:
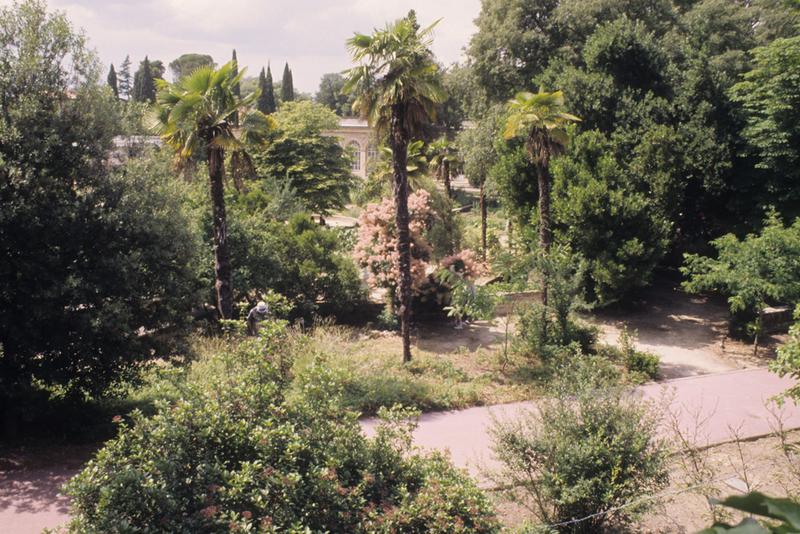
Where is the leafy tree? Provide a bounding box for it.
[552,131,672,305]
[118,54,132,99]
[468,0,562,102]
[153,62,273,319]
[730,35,800,218]
[315,72,355,116]
[168,53,214,80]
[344,10,445,363]
[426,136,459,198]
[106,63,118,97]
[682,212,800,341]
[281,61,294,103]
[251,101,355,216]
[0,0,202,435]
[503,89,580,306]
[458,106,501,260]
[261,63,277,113]
[771,305,800,402]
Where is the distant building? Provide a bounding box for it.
[108,135,163,167]
[322,118,378,179]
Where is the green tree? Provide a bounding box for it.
[168,53,214,80]
[458,106,501,259]
[426,136,459,199]
[251,101,355,216]
[132,56,159,103]
[118,54,132,99]
[259,63,277,113]
[503,89,580,306]
[106,63,118,97]
[730,35,800,217]
[315,72,354,116]
[0,0,202,435]
[682,212,800,343]
[153,62,273,319]
[281,61,294,103]
[344,10,445,363]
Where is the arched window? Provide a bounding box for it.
[367,143,378,162]
[348,141,361,171]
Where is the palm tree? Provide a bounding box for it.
[504,89,580,307]
[427,136,460,198]
[344,11,445,363]
[153,62,272,319]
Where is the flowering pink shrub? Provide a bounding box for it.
[440,249,488,280]
[354,190,433,293]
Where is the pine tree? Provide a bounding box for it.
[264,63,277,113]
[118,55,132,100]
[281,62,294,103]
[231,49,240,126]
[107,64,118,98]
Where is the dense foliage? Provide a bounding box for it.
[0,1,201,423]
[66,324,501,533]
[468,0,800,304]
[682,213,800,336]
[251,100,354,215]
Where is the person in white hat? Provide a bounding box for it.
[246,300,270,336]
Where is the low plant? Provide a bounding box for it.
[699,492,800,533]
[618,327,660,380]
[490,355,669,533]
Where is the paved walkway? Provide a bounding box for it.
[363,368,800,479]
[3,369,798,533]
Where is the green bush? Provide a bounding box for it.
[66,325,500,533]
[618,327,659,380]
[513,303,597,363]
[490,356,669,533]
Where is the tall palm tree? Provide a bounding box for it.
[504,89,580,306]
[427,136,460,198]
[344,11,445,363]
[153,62,272,319]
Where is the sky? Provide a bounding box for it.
[5,0,483,93]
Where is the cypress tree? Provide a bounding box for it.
[118,55,132,100]
[133,56,156,103]
[264,63,277,113]
[231,49,240,126]
[281,62,294,103]
[107,64,118,98]
[257,67,269,114]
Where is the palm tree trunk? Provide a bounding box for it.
[537,163,552,308]
[208,147,234,319]
[391,105,413,363]
[480,181,487,261]
[443,159,451,198]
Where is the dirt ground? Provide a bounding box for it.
[492,429,800,532]
[412,283,784,381]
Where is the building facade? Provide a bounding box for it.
[323,118,377,179]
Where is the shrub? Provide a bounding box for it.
[490,356,669,533]
[618,327,660,380]
[66,325,500,533]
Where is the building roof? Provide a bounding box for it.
[338,118,369,128]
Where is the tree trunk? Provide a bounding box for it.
[391,105,413,363]
[443,159,451,198]
[480,181,487,261]
[537,162,552,308]
[208,147,234,319]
